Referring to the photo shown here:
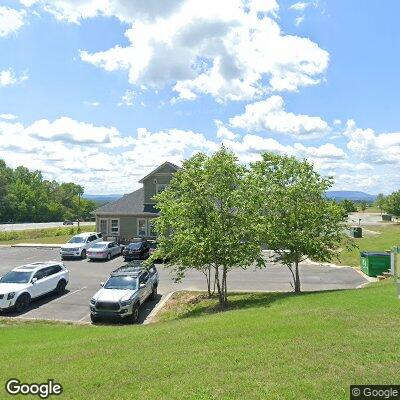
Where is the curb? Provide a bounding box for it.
[144,291,175,325]
[11,244,62,249]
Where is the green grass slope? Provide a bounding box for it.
[1,281,399,399]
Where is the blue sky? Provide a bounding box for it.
[0,0,399,194]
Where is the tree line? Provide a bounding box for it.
[0,160,97,223]
[151,148,351,308]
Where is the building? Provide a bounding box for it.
[93,161,179,241]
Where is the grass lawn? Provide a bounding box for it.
[1,280,399,399]
[338,223,400,267]
[0,225,96,245]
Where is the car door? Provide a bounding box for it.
[38,266,59,294]
[30,268,48,298]
[138,272,150,302]
[109,242,117,257]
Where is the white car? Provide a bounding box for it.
[0,262,69,313]
[60,232,103,259]
[87,241,123,261]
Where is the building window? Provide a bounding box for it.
[137,219,147,237]
[156,183,167,194]
[111,219,119,234]
[99,219,108,235]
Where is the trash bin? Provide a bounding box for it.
[382,214,392,221]
[349,227,362,238]
[360,251,391,277]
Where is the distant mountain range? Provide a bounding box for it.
[326,191,377,202]
[83,194,123,204]
[85,191,377,205]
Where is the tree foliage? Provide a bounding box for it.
[0,160,96,223]
[152,148,263,308]
[382,190,400,218]
[251,153,349,293]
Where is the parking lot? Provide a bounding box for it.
[0,246,368,324]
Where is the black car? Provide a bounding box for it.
[63,220,73,225]
[122,240,150,260]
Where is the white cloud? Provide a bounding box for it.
[215,120,238,140]
[118,89,135,107]
[295,16,304,26]
[290,2,312,11]
[0,113,18,120]
[0,69,28,86]
[344,119,400,165]
[0,6,25,37]
[73,0,329,102]
[84,101,100,106]
[229,95,330,138]
[294,142,346,159]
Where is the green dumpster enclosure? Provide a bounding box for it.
[349,227,363,238]
[360,252,391,277]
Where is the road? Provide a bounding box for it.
[0,247,368,324]
[0,221,94,232]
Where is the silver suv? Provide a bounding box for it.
[89,261,159,324]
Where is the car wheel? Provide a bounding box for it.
[56,280,67,295]
[90,314,100,324]
[81,249,86,259]
[107,253,111,261]
[14,294,30,313]
[149,285,157,301]
[129,304,140,324]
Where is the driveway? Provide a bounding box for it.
[0,247,368,324]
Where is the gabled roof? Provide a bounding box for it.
[138,161,180,183]
[94,188,158,215]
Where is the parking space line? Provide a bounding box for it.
[78,313,90,322]
[51,286,87,303]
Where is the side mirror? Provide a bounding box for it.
[31,277,38,284]
[139,283,146,289]
[100,282,104,287]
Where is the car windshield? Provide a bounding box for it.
[104,276,137,290]
[1,271,32,284]
[91,243,106,249]
[127,243,142,249]
[68,236,86,243]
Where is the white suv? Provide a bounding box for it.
[60,232,103,259]
[0,262,69,313]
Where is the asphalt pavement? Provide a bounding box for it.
[0,247,368,324]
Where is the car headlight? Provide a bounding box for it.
[7,292,15,300]
[120,299,132,306]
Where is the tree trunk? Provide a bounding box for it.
[215,265,223,306]
[220,266,228,308]
[294,260,301,294]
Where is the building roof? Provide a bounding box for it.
[94,188,159,216]
[138,161,180,183]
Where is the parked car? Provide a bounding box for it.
[89,261,159,323]
[63,220,73,225]
[122,240,150,260]
[0,262,69,313]
[87,241,123,261]
[60,232,103,259]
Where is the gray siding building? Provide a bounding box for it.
[94,162,179,241]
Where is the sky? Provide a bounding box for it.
[0,0,399,195]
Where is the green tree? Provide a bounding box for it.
[252,153,349,293]
[383,190,400,218]
[341,199,357,213]
[359,201,367,212]
[153,148,263,308]
[375,193,386,215]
